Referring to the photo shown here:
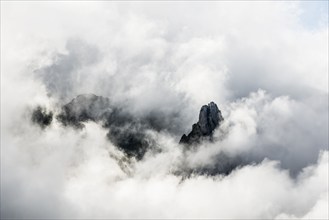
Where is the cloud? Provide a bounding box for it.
[1,120,327,218]
[1,1,328,219]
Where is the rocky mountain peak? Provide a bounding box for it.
[180,102,223,145]
[57,94,112,127]
[56,94,153,160]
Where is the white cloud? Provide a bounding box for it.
[1,1,328,219]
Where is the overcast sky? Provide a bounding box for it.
[1,1,328,219]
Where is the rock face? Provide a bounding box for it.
[57,94,112,128]
[31,106,53,128]
[57,94,154,160]
[180,102,223,145]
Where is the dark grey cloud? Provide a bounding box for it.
[35,39,101,102]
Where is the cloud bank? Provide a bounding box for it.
[1,1,328,219]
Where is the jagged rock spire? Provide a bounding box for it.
[179,102,223,145]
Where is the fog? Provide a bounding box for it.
[1,1,328,219]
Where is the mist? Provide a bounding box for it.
[1,1,328,219]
